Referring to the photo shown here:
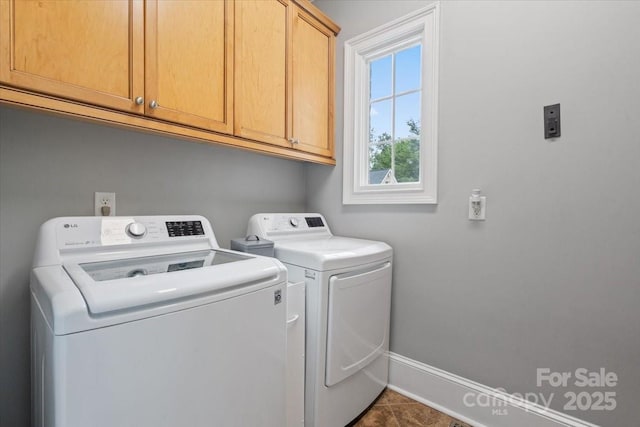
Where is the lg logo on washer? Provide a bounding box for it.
[59,221,92,247]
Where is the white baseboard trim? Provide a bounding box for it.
[388,352,599,427]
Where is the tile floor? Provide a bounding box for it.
[352,388,473,427]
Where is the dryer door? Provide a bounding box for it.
[325,261,392,387]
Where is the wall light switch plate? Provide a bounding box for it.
[94,192,116,216]
[544,103,561,139]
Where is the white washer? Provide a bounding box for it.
[31,215,287,427]
[248,213,393,427]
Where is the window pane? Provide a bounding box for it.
[369,99,392,184]
[370,99,392,142]
[368,141,392,185]
[395,45,421,94]
[394,92,421,183]
[370,55,392,100]
[394,91,421,139]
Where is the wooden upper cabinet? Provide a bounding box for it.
[0,0,144,113]
[291,5,335,158]
[234,0,337,157]
[145,0,233,133]
[234,0,291,147]
[0,0,339,164]
[0,0,232,131]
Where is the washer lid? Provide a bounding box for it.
[274,236,392,271]
[64,249,281,314]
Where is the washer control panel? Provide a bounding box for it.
[53,216,214,249]
[166,220,204,237]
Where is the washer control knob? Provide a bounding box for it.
[289,217,299,228]
[126,222,147,238]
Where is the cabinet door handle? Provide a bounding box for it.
[135,96,144,105]
[292,138,299,145]
[149,100,159,109]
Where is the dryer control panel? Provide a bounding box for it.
[247,213,331,240]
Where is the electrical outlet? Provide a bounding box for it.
[94,192,116,216]
[468,193,487,221]
[469,196,487,221]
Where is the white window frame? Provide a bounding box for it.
[343,3,440,204]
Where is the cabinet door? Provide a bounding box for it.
[145,0,233,133]
[0,0,144,113]
[291,7,335,158]
[234,0,292,147]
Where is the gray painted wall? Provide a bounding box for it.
[310,1,640,425]
[2,2,640,426]
[0,105,307,426]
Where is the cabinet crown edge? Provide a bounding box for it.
[293,0,341,34]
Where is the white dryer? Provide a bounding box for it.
[31,215,288,427]
[248,213,393,427]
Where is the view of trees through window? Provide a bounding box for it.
[369,119,420,183]
[368,44,422,184]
